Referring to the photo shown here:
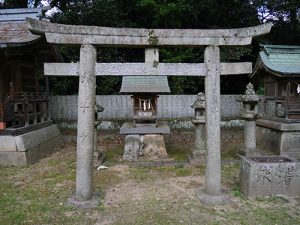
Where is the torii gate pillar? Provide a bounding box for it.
[195,46,230,205]
[67,44,100,208]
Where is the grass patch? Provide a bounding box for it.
[166,144,191,161]
[1,141,300,225]
[105,145,123,162]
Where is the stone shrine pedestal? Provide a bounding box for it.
[121,122,170,161]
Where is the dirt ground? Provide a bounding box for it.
[1,131,300,225]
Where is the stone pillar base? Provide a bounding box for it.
[66,192,100,209]
[195,188,231,206]
[188,149,206,166]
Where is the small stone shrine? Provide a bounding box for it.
[250,45,300,159]
[237,83,262,155]
[188,92,206,165]
[120,48,170,161]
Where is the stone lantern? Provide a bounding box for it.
[94,104,104,157]
[188,92,206,165]
[237,83,262,155]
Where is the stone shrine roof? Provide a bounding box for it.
[251,45,300,77]
[120,76,170,93]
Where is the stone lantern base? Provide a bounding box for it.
[188,149,206,166]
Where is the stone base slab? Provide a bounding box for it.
[195,188,232,206]
[120,122,170,134]
[256,119,300,160]
[0,125,64,166]
[66,192,100,209]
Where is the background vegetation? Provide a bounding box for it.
[1,0,300,95]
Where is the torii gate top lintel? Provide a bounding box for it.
[27,18,272,47]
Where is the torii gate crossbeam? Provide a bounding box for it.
[27,18,272,207]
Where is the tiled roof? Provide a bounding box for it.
[251,45,300,77]
[0,7,50,48]
[120,76,170,93]
[0,22,41,48]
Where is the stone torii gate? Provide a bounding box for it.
[27,18,272,207]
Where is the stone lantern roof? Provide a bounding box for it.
[191,92,205,109]
[237,83,261,103]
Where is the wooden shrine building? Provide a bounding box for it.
[0,7,62,135]
[251,45,300,122]
[251,45,300,159]
[0,8,64,165]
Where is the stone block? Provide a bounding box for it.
[0,151,28,166]
[240,156,300,198]
[120,122,170,134]
[188,150,205,166]
[140,134,168,160]
[0,136,17,152]
[256,119,300,159]
[0,125,64,166]
[15,124,61,152]
[123,135,141,161]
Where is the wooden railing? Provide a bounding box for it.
[3,92,50,128]
[275,99,300,119]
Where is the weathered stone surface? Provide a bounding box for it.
[67,192,100,209]
[140,134,168,160]
[0,151,28,166]
[189,123,206,166]
[15,124,61,152]
[190,92,206,165]
[244,120,256,150]
[0,136,17,152]
[204,45,222,197]
[237,83,262,155]
[256,119,300,160]
[0,126,64,166]
[195,188,232,206]
[123,135,141,161]
[120,122,170,134]
[237,83,261,103]
[75,44,97,202]
[27,18,272,39]
[240,156,300,198]
[27,18,272,46]
[44,62,252,77]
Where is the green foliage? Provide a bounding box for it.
[0,0,27,8]
[49,77,78,95]
[2,0,299,94]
